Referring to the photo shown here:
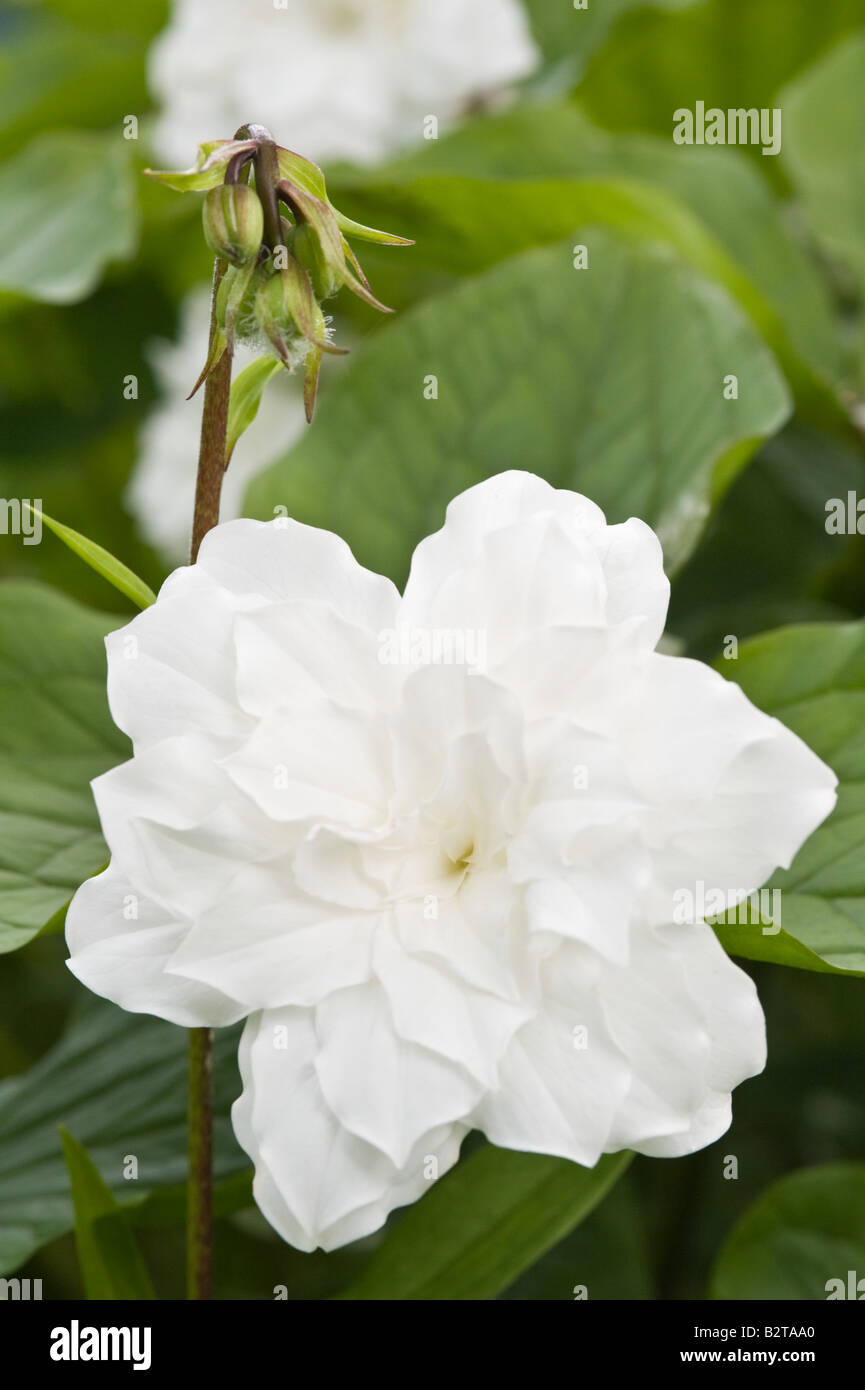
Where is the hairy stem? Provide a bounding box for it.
[187,251,235,1300]
[187,1025,215,1300]
[190,259,233,560]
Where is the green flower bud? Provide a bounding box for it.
[291,222,338,301]
[254,269,302,369]
[202,184,264,265]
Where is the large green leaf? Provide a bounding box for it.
[714,620,865,976]
[0,582,128,953]
[61,1128,155,1300]
[0,131,137,305]
[332,171,835,429]
[338,1146,631,1301]
[781,34,865,293]
[0,8,160,162]
[369,102,840,389]
[0,997,247,1274]
[710,1163,865,1299]
[246,230,790,582]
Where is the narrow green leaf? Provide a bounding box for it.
[25,505,156,610]
[226,355,283,464]
[60,1127,155,1300]
[338,1146,631,1301]
[334,210,414,246]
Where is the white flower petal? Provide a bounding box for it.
[400,471,669,665]
[474,946,631,1165]
[622,655,838,920]
[65,865,245,1027]
[106,567,252,751]
[221,705,393,831]
[373,920,530,1088]
[91,735,282,915]
[314,981,480,1167]
[232,1007,466,1252]
[195,517,399,627]
[599,921,766,1154]
[164,868,375,1009]
[394,869,529,1003]
[233,601,397,720]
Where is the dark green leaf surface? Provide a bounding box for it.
[710,1163,865,1299]
[0,582,129,954]
[339,1146,631,1301]
[0,998,247,1274]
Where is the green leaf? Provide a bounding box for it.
[669,423,865,663]
[372,102,840,390]
[781,34,865,294]
[0,997,248,1274]
[714,620,865,976]
[0,131,137,305]
[576,0,865,159]
[333,211,414,247]
[246,229,790,582]
[338,1146,631,1301]
[332,171,836,431]
[227,356,283,464]
[0,9,159,163]
[710,1163,865,1299]
[60,1127,154,1300]
[0,582,128,954]
[524,0,697,73]
[26,505,156,610]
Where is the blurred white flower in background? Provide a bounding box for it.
[126,289,307,564]
[67,472,836,1252]
[148,0,540,167]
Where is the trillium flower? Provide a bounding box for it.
[66,472,837,1251]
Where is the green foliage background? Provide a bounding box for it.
[0,0,864,1300]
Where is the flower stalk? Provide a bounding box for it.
[151,122,413,1295]
[186,253,233,1302]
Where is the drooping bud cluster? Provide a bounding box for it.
[146,129,411,421]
